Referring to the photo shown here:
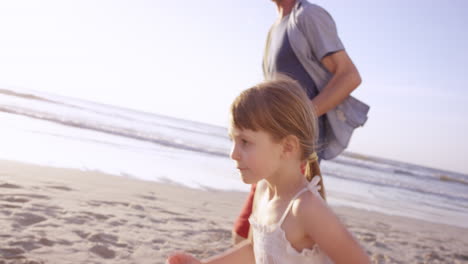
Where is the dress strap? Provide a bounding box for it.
[277,176,322,226]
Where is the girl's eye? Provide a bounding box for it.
[241,139,248,145]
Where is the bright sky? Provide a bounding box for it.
[0,0,467,174]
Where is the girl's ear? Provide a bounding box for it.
[281,135,300,159]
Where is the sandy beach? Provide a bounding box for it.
[1,160,467,264]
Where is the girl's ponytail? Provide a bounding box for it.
[304,152,326,200]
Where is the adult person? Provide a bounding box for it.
[232,0,369,244]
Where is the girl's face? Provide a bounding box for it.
[229,127,283,184]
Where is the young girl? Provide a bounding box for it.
[166,76,370,264]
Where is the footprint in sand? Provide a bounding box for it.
[89,245,116,259]
[370,253,399,264]
[356,231,376,243]
[89,233,118,244]
[73,230,90,239]
[0,247,25,258]
[424,251,444,262]
[171,217,199,223]
[29,203,64,218]
[454,253,468,262]
[87,200,130,207]
[3,196,29,203]
[159,209,182,216]
[130,204,145,211]
[203,228,231,241]
[9,240,42,251]
[0,183,22,189]
[63,214,91,225]
[152,239,165,244]
[187,249,204,255]
[149,218,168,224]
[46,185,74,191]
[38,238,54,247]
[14,194,49,200]
[138,194,158,201]
[1,193,49,213]
[0,234,12,240]
[13,212,47,226]
[88,232,127,248]
[79,211,114,221]
[397,240,408,246]
[371,241,390,251]
[108,219,128,227]
[1,203,22,209]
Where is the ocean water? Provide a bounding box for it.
[1,88,467,229]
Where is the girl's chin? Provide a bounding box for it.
[241,178,254,184]
[240,174,260,185]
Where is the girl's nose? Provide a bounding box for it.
[230,144,240,161]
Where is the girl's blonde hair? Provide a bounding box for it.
[230,75,325,200]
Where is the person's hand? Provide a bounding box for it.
[166,252,201,264]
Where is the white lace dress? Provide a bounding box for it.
[248,177,333,264]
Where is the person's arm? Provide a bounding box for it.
[311,50,361,116]
[297,193,370,264]
[202,240,255,264]
[298,5,362,116]
[166,240,255,264]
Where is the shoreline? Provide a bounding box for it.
[1,160,467,263]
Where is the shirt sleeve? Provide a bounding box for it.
[299,5,345,61]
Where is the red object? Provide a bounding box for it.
[233,184,256,238]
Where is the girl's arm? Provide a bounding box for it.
[311,50,361,117]
[297,193,371,264]
[166,240,254,264]
[202,239,255,264]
